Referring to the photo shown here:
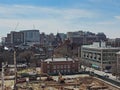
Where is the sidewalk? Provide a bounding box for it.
[85,67,120,83]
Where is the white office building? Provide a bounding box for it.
[81,42,120,72]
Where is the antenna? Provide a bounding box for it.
[14,22,19,31]
[33,24,36,29]
[57,29,59,34]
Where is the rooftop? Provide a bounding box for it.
[82,42,120,50]
[20,29,39,32]
[116,51,120,54]
[44,58,74,62]
[82,45,120,50]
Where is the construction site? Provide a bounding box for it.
[2,72,120,90]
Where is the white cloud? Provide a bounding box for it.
[0,4,120,38]
[0,4,99,36]
[0,4,97,20]
[62,9,96,20]
[0,18,77,36]
[96,21,116,25]
[114,16,120,20]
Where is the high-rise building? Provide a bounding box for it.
[20,30,40,45]
[11,31,24,45]
[4,30,40,46]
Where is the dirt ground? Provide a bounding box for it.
[1,76,113,90]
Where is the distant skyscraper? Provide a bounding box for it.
[11,31,24,45]
[20,30,40,45]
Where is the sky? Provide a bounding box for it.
[0,0,120,38]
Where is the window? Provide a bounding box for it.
[54,70,56,73]
[64,65,66,68]
[53,65,56,69]
[61,70,63,73]
[68,65,70,68]
[64,70,66,72]
[61,65,63,69]
[84,54,86,57]
[47,65,50,68]
[57,65,59,69]
[68,69,70,72]
[98,58,101,60]
[57,70,59,73]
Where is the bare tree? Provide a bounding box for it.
[19,51,33,66]
[0,51,13,64]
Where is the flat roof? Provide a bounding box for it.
[116,51,120,54]
[82,45,120,50]
[20,30,39,32]
[44,58,74,62]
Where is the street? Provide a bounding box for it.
[85,67,120,83]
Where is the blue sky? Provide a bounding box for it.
[0,0,120,38]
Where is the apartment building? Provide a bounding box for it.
[67,31,106,45]
[21,30,40,45]
[11,31,24,45]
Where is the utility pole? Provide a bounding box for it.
[14,49,17,90]
[1,62,4,90]
[78,47,81,72]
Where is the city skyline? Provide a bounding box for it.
[0,0,120,38]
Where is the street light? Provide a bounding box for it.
[1,62,5,90]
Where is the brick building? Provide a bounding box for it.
[107,38,120,47]
[67,31,106,45]
[41,58,79,74]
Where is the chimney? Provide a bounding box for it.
[51,56,53,61]
[66,55,68,61]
